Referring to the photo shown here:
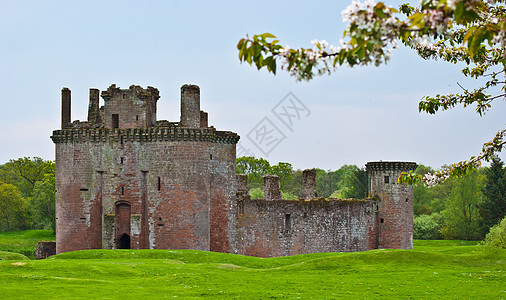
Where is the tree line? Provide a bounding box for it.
[237,156,506,242]
[0,157,55,233]
[413,157,506,241]
[236,156,368,200]
[1,155,504,244]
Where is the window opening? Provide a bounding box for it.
[112,114,119,129]
[157,177,161,191]
[384,176,390,184]
[121,187,124,195]
[285,214,291,230]
[380,218,384,223]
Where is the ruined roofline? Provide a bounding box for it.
[57,83,232,133]
[50,126,240,144]
[100,84,160,102]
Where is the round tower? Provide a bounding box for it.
[366,161,417,249]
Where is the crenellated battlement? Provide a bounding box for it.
[51,126,239,144]
[365,161,417,172]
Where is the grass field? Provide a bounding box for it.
[0,230,55,259]
[0,236,504,299]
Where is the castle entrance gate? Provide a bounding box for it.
[115,201,131,249]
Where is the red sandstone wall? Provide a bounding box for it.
[235,199,377,257]
[209,143,237,253]
[55,141,103,254]
[53,128,238,253]
[150,141,212,251]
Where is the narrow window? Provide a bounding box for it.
[136,115,139,121]
[157,177,161,191]
[80,188,88,191]
[406,198,409,203]
[384,175,390,184]
[285,214,291,230]
[112,114,119,129]
[121,186,124,195]
[380,218,384,223]
[120,157,124,164]
[120,135,124,144]
[122,93,127,99]
[210,154,213,160]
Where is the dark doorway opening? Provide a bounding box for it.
[118,234,131,249]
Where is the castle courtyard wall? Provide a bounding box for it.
[235,198,378,257]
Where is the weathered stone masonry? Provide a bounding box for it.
[52,84,416,257]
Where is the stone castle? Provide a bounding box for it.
[51,84,416,257]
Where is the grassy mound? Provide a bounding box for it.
[0,230,55,259]
[0,250,29,260]
[0,240,504,298]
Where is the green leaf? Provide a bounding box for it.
[454,1,464,22]
[260,33,276,39]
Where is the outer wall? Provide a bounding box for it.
[235,199,377,257]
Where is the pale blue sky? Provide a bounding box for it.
[1,0,504,170]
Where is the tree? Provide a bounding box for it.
[30,174,56,233]
[282,169,303,197]
[413,164,435,215]
[236,156,272,188]
[440,170,485,240]
[315,168,339,198]
[270,162,293,190]
[479,157,506,231]
[237,0,506,185]
[236,157,293,191]
[341,166,368,199]
[0,157,55,198]
[0,182,29,231]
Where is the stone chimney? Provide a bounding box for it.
[180,84,200,128]
[299,168,317,199]
[263,175,282,201]
[200,110,208,128]
[87,88,100,126]
[61,87,71,129]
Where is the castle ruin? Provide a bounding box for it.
[51,84,416,257]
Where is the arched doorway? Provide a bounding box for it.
[118,233,131,249]
[115,201,131,249]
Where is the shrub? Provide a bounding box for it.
[483,216,506,249]
[413,213,443,240]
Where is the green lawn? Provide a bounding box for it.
[0,230,55,259]
[0,238,504,299]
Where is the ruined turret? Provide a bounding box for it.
[366,161,417,249]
